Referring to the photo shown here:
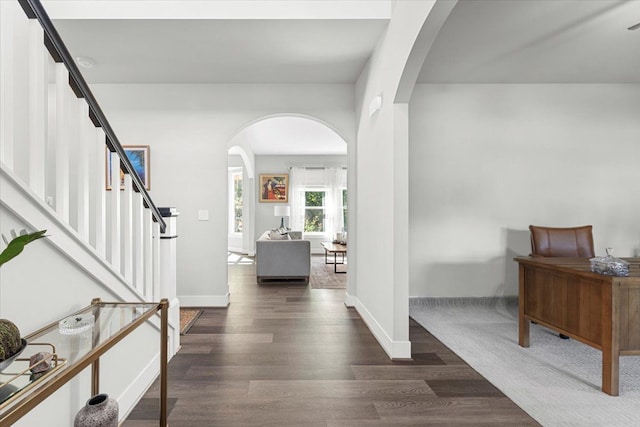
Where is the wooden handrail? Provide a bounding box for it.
[17,0,166,232]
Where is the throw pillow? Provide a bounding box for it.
[269,230,289,240]
[289,231,302,240]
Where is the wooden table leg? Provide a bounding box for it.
[518,264,530,348]
[602,286,619,396]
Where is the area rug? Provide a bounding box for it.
[309,254,347,289]
[179,308,203,335]
[409,298,640,427]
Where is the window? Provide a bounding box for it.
[233,173,243,232]
[289,167,347,236]
[304,190,325,233]
[228,168,243,233]
[342,189,347,232]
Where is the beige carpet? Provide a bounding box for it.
[309,254,347,289]
[410,298,640,426]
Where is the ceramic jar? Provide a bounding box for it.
[74,394,118,427]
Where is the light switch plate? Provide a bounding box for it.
[198,210,209,221]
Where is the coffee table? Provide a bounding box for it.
[321,242,347,273]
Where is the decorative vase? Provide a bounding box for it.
[74,394,118,427]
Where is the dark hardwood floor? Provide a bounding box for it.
[123,263,538,426]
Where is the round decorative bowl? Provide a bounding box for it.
[59,314,94,335]
[0,338,27,372]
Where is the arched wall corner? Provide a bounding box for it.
[393,0,458,104]
[351,0,458,360]
[227,144,256,257]
[228,145,254,179]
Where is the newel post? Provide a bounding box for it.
[159,207,181,357]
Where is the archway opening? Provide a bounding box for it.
[226,115,348,287]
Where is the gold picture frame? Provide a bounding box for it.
[259,174,288,203]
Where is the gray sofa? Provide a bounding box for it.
[256,231,310,283]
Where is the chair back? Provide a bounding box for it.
[529,225,595,257]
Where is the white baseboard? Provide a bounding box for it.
[178,293,230,307]
[117,352,160,423]
[344,293,357,307]
[351,296,411,359]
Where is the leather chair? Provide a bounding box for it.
[528,225,595,339]
[529,225,595,258]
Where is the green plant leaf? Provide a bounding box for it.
[0,230,47,267]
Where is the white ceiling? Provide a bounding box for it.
[418,0,640,84]
[47,0,640,155]
[52,19,390,84]
[48,1,387,156]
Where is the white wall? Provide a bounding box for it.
[0,205,161,426]
[353,0,437,358]
[255,154,347,253]
[91,84,355,307]
[409,83,640,298]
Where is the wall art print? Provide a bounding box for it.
[106,145,150,191]
[259,174,288,203]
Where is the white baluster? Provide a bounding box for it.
[133,192,144,294]
[11,5,30,182]
[28,19,47,198]
[152,221,161,300]
[76,102,91,241]
[109,150,121,272]
[143,209,154,299]
[54,63,70,221]
[0,1,15,169]
[123,173,133,282]
[93,129,107,257]
[67,95,80,231]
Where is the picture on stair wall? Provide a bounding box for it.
[106,145,150,191]
[259,174,288,203]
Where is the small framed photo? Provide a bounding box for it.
[106,145,150,191]
[259,174,288,203]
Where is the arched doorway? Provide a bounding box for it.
[226,115,348,285]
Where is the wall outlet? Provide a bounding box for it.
[198,210,209,221]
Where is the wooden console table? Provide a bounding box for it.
[515,256,640,395]
[0,298,169,425]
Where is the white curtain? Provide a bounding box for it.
[324,168,347,237]
[289,167,346,237]
[289,167,307,231]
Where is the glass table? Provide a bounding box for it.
[0,298,169,426]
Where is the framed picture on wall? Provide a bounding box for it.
[106,145,150,190]
[259,174,288,203]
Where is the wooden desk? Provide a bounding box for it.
[514,256,640,396]
[321,242,347,273]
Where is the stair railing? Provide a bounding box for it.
[0,0,166,300]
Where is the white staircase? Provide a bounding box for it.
[0,2,179,423]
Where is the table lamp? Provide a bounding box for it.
[274,205,290,229]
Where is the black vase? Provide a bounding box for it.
[74,394,118,427]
